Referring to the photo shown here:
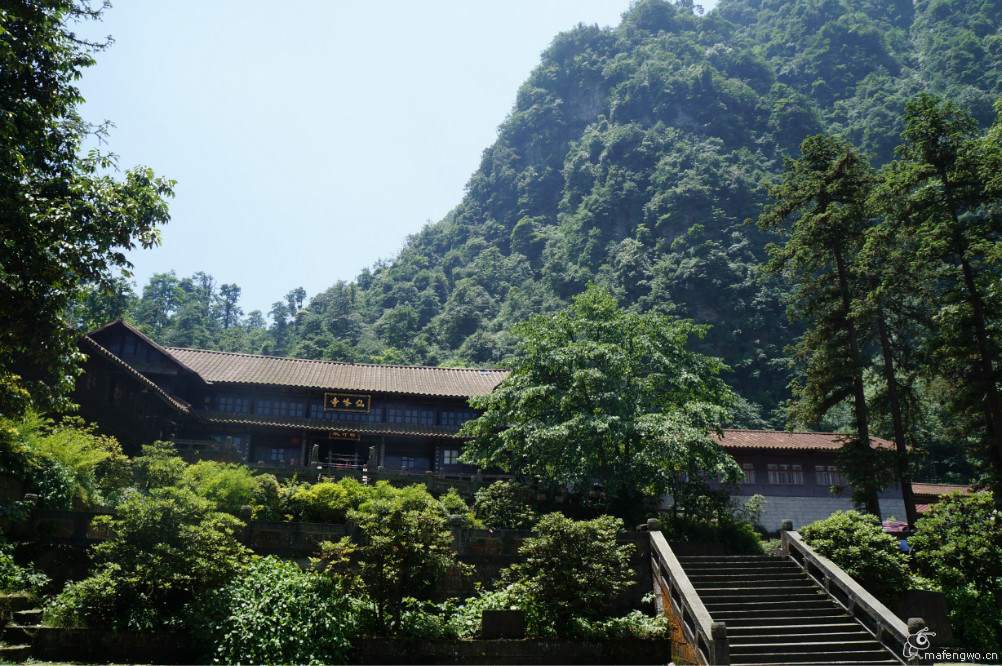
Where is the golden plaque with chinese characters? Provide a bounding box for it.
[323,393,371,413]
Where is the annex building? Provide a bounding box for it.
[77,320,916,529]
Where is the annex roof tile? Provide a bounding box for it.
[715,429,896,451]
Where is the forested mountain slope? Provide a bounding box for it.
[100,0,1002,430]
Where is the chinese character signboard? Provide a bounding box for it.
[328,430,361,441]
[324,393,371,413]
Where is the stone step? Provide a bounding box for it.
[721,614,854,628]
[710,606,849,621]
[703,598,838,611]
[731,638,886,655]
[727,621,863,636]
[682,564,803,576]
[12,608,43,626]
[729,630,876,644]
[728,647,900,665]
[696,585,820,597]
[0,644,31,662]
[691,572,812,582]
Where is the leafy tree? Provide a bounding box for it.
[462,284,739,506]
[0,0,174,414]
[799,510,910,604]
[876,94,1002,501]
[45,486,250,629]
[496,513,634,637]
[198,556,356,665]
[758,134,892,516]
[348,493,462,634]
[909,491,1001,651]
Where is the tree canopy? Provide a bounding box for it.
[0,0,174,415]
[461,284,739,503]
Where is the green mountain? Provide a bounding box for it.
[110,0,1002,429]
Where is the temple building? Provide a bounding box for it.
[75,320,911,528]
[76,320,506,473]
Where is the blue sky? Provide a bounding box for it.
[78,1,718,315]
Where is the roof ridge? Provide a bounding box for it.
[165,346,507,373]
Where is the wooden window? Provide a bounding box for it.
[443,449,460,465]
[270,448,285,462]
[815,464,846,486]
[767,463,803,485]
[740,462,756,484]
[441,410,477,426]
[218,395,249,413]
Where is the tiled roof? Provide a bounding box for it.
[911,482,972,497]
[716,429,895,451]
[165,347,509,398]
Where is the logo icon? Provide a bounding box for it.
[903,626,936,659]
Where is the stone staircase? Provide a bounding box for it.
[678,555,903,665]
[0,599,40,662]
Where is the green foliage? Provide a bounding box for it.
[0,0,174,414]
[799,510,910,603]
[0,411,130,509]
[909,491,1002,651]
[348,491,464,634]
[661,514,765,555]
[0,541,50,595]
[184,461,259,515]
[198,556,355,665]
[462,284,740,504]
[45,486,250,630]
[473,481,538,529]
[290,477,375,523]
[132,440,188,492]
[497,513,634,636]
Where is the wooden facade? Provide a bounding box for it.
[75,321,506,472]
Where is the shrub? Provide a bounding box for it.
[198,556,356,665]
[799,510,909,603]
[348,493,464,633]
[45,486,250,630]
[909,491,1001,652]
[662,514,765,555]
[185,460,259,515]
[0,412,131,509]
[250,473,290,521]
[0,541,49,595]
[498,513,634,636]
[473,480,538,529]
[291,477,374,523]
[133,441,188,492]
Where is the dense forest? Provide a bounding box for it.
[74,0,1002,483]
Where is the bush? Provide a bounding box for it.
[291,477,374,523]
[348,492,464,634]
[198,556,356,665]
[799,510,909,603]
[0,412,131,509]
[473,480,538,529]
[909,491,1001,652]
[45,486,250,630]
[133,441,188,492]
[662,514,765,555]
[498,513,634,636]
[185,461,259,515]
[0,541,49,595]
